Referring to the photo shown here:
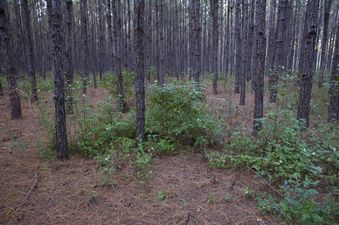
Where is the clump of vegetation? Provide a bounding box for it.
[146,83,225,148]
[75,101,135,158]
[157,190,167,203]
[224,109,339,224]
[100,70,135,101]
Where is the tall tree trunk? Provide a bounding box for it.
[210,0,219,94]
[52,0,68,160]
[65,0,74,114]
[224,0,231,76]
[113,0,125,112]
[318,0,333,88]
[269,0,288,103]
[234,0,241,94]
[106,0,114,74]
[80,0,90,94]
[98,0,105,81]
[22,0,38,103]
[248,0,255,84]
[157,0,165,86]
[253,0,266,134]
[240,0,247,105]
[0,77,3,96]
[192,0,201,89]
[266,0,277,70]
[0,0,22,119]
[297,0,320,128]
[134,0,145,143]
[328,15,339,122]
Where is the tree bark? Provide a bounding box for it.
[253,0,266,134]
[134,0,145,143]
[318,0,333,88]
[191,0,201,89]
[80,0,90,94]
[98,0,105,81]
[297,0,320,128]
[65,0,74,114]
[52,0,68,160]
[210,0,219,94]
[240,0,247,105]
[328,15,339,122]
[113,0,125,112]
[269,0,288,103]
[234,0,241,94]
[0,0,22,119]
[22,0,38,103]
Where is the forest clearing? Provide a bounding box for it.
[0,0,338,225]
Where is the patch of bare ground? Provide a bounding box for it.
[0,86,278,225]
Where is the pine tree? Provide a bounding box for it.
[135,0,146,143]
[0,0,22,119]
[297,0,320,128]
[52,0,68,160]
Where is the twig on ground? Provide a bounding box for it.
[14,172,39,211]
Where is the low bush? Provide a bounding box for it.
[225,109,339,224]
[100,70,135,101]
[75,98,135,158]
[146,82,225,148]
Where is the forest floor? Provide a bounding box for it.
[0,86,279,225]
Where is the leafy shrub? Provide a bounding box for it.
[227,110,339,224]
[258,186,339,225]
[229,110,322,184]
[145,135,177,155]
[146,83,224,147]
[206,151,229,169]
[75,98,135,158]
[100,70,135,100]
[37,77,54,92]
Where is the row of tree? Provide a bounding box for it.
[0,0,338,160]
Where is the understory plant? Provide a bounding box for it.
[225,109,338,224]
[146,82,225,148]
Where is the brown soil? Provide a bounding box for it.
[0,87,278,225]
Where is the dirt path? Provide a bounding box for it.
[0,87,278,225]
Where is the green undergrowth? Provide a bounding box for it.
[74,82,225,182]
[99,70,135,102]
[207,109,338,224]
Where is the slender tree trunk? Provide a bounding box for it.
[98,0,105,80]
[0,76,3,96]
[0,1,22,119]
[266,0,276,70]
[248,0,255,83]
[193,0,201,89]
[253,0,266,134]
[80,0,89,94]
[240,0,247,105]
[113,0,125,112]
[65,0,74,114]
[328,15,339,122]
[269,0,288,103]
[211,0,219,94]
[297,0,320,128]
[22,0,38,103]
[52,0,68,160]
[318,0,333,88]
[224,1,231,76]
[234,0,241,94]
[158,0,165,86]
[135,0,145,143]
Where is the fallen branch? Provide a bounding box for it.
[14,172,39,211]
